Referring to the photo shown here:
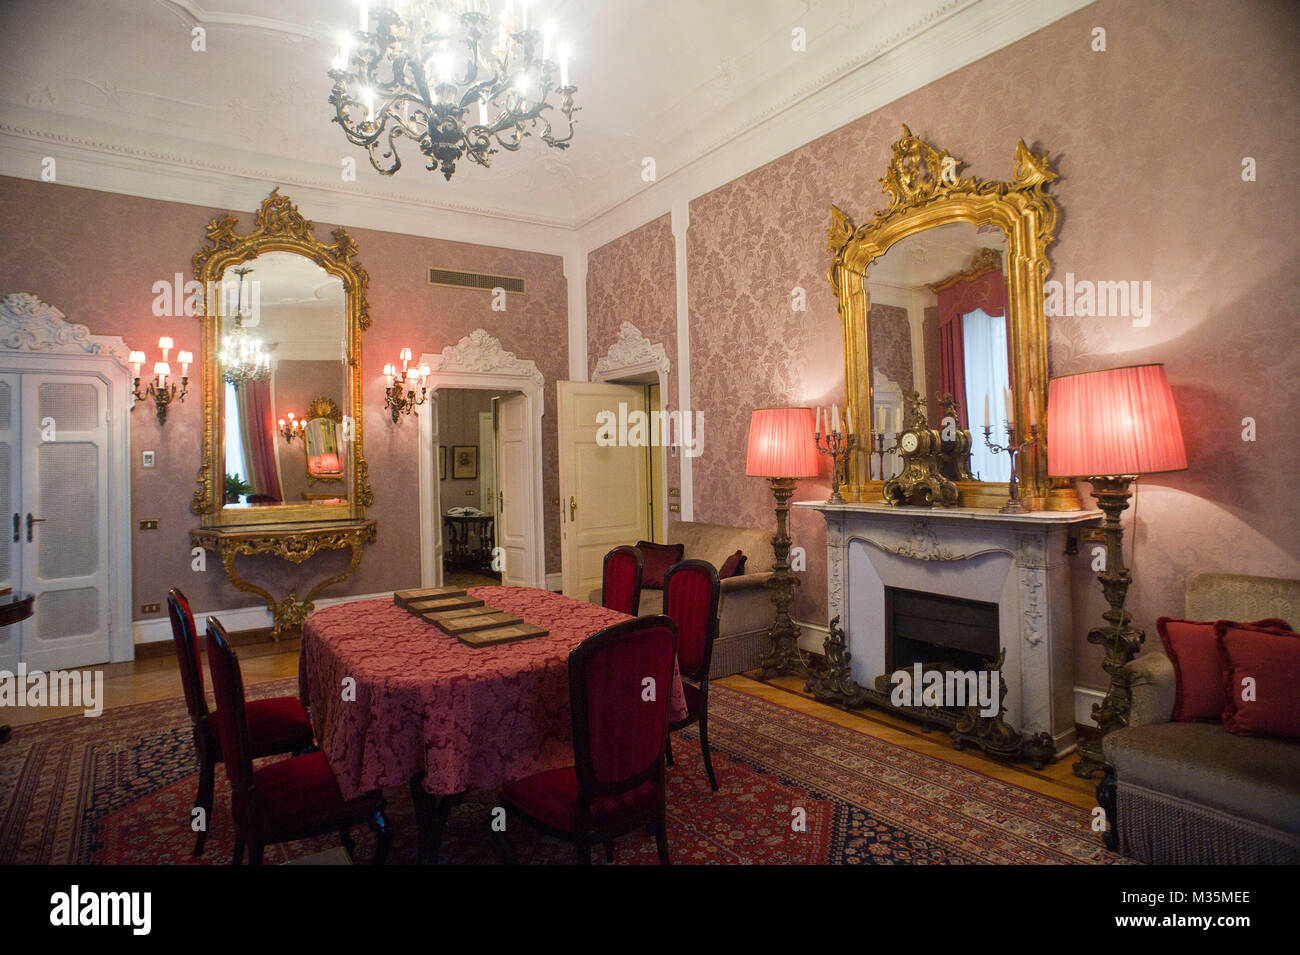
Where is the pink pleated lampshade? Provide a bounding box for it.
[746,408,820,478]
[1047,364,1187,478]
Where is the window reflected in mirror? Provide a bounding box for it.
[865,221,1011,482]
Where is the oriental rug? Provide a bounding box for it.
[0,679,1127,865]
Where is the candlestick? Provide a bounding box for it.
[815,422,857,505]
[983,420,1039,514]
[831,403,841,435]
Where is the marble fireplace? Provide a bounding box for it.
[796,501,1101,754]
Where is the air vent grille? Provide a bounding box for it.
[428,268,526,294]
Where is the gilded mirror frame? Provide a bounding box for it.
[827,125,1079,510]
[190,188,373,526]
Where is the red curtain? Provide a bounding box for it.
[936,269,1008,428]
[238,380,282,502]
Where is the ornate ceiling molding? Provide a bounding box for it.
[427,329,544,385]
[0,292,131,364]
[592,321,670,380]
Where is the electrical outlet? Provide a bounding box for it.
[141,603,161,614]
[668,487,680,497]
[466,490,476,496]
[668,503,681,513]
[142,451,155,468]
[139,519,159,530]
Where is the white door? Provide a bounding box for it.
[0,374,21,672]
[19,374,112,670]
[557,381,650,600]
[495,393,536,587]
[428,392,443,586]
[479,410,496,527]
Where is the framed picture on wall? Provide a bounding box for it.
[439,445,446,481]
[452,445,478,480]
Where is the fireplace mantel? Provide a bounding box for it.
[795,501,1101,754]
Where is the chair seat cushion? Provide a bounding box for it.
[251,751,381,837]
[1104,722,1300,830]
[206,695,314,759]
[501,767,661,834]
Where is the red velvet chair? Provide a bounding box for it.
[205,617,391,865]
[601,545,643,616]
[167,588,315,857]
[499,615,678,864]
[663,560,722,790]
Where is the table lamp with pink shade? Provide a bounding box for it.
[746,408,821,677]
[1047,363,1187,778]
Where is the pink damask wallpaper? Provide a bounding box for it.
[676,0,1300,688]
[586,214,681,522]
[0,177,568,627]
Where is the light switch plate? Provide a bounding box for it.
[141,603,161,614]
[668,503,681,513]
[142,451,155,468]
[139,519,159,530]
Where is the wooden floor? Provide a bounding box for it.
[2,639,1099,811]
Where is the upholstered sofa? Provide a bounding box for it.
[589,521,775,678]
[1101,573,1300,864]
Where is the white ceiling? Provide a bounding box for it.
[868,221,1007,289]
[0,0,1049,231]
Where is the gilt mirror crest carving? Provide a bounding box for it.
[191,188,373,525]
[827,125,1079,510]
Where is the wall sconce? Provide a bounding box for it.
[383,347,429,423]
[130,337,190,425]
[278,412,303,443]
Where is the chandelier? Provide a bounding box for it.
[327,1,578,180]
[220,267,270,386]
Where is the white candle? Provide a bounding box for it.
[815,407,822,436]
[984,393,990,429]
[1028,388,1038,427]
[178,350,192,377]
[559,47,570,87]
[832,404,841,435]
[154,361,170,388]
[359,0,368,31]
[1004,387,1015,426]
[846,405,854,435]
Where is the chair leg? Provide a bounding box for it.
[194,756,215,857]
[604,840,615,863]
[370,809,391,866]
[665,733,674,767]
[575,841,591,865]
[248,843,264,866]
[231,837,244,866]
[654,812,670,866]
[699,713,719,792]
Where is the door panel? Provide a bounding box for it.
[21,374,111,670]
[557,381,650,599]
[0,374,19,671]
[495,393,534,586]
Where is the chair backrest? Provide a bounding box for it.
[167,588,207,723]
[663,559,720,681]
[570,614,677,799]
[205,617,256,824]
[601,545,643,616]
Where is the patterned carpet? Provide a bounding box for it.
[0,679,1128,864]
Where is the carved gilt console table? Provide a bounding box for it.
[190,519,377,640]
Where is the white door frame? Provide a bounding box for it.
[591,322,672,542]
[417,330,546,589]
[0,293,134,663]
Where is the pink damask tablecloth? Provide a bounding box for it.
[300,586,686,798]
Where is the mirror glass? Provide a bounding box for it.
[864,221,1011,482]
[218,251,349,510]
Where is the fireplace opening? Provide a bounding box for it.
[883,587,999,713]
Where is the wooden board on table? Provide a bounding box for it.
[423,605,502,625]
[433,611,524,635]
[458,622,550,648]
[406,595,486,615]
[394,586,467,608]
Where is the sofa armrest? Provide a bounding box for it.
[1124,650,1176,727]
[719,571,774,593]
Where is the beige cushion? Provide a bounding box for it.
[1104,722,1300,832]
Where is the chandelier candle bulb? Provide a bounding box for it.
[129,351,144,376]
[832,404,841,435]
[178,351,192,377]
[559,47,570,86]
[158,336,173,360]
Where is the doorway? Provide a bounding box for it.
[434,388,504,589]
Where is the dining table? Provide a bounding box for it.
[300,585,687,863]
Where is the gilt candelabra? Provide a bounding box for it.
[982,421,1038,514]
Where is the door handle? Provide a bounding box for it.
[498,490,504,512]
[26,513,45,542]
[569,496,577,521]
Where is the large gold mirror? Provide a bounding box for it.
[827,125,1078,510]
[191,189,373,525]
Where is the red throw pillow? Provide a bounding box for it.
[719,550,747,579]
[1215,621,1300,740]
[636,541,684,590]
[1157,616,1291,722]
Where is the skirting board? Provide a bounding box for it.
[794,618,1107,732]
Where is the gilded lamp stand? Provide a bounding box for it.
[758,477,804,678]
